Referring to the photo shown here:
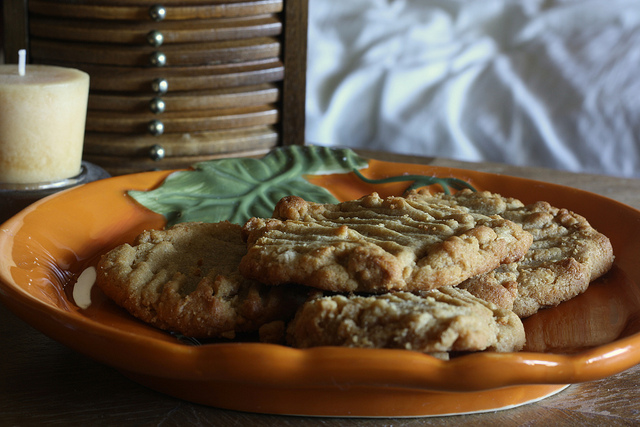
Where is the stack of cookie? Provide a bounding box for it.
[96,189,614,358]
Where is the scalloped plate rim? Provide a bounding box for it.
[1,158,640,416]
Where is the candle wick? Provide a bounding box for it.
[18,50,26,76]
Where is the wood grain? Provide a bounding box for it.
[30,37,281,67]
[84,146,274,175]
[279,0,307,146]
[29,15,282,44]
[42,59,285,92]
[86,105,278,133]
[88,84,279,112]
[83,125,278,156]
[28,0,283,21]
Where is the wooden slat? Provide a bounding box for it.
[36,58,284,92]
[88,84,279,112]
[84,147,275,175]
[30,37,280,67]
[29,15,282,44]
[83,125,278,156]
[86,105,279,133]
[28,0,283,21]
[36,0,269,6]
[279,0,307,147]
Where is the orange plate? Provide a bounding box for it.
[1,159,640,417]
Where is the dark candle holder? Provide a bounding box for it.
[0,161,110,223]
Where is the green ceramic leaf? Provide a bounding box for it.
[351,168,475,195]
[129,146,369,226]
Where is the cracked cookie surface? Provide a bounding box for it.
[96,221,307,339]
[408,189,615,317]
[286,286,525,354]
[240,192,532,293]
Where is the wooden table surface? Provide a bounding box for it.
[2,151,640,426]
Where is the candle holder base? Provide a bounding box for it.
[0,161,111,224]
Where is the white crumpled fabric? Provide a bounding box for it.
[305,0,640,177]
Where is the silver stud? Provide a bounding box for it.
[147,30,164,47]
[149,144,166,161]
[149,97,166,114]
[148,120,164,136]
[149,5,166,21]
[151,78,168,94]
[149,51,166,67]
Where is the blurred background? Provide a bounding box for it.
[2,0,640,178]
[306,0,640,178]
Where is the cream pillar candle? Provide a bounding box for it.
[0,58,90,184]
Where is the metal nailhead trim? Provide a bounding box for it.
[148,120,165,136]
[149,97,166,114]
[149,5,166,22]
[149,51,167,67]
[147,30,164,47]
[149,144,166,161]
[151,78,168,94]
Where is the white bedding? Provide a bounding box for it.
[305,0,640,178]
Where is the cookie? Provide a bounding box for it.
[408,189,615,317]
[96,221,308,339]
[286,286,526,353]
[239,192,532,293]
